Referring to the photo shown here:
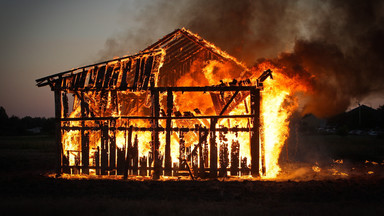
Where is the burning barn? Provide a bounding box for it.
[36,28,272,179]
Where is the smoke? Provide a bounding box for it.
[100,0,384,117]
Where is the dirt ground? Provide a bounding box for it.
[1,135,384,215]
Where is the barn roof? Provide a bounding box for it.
[143,28,246,69]
[36,28,247,91]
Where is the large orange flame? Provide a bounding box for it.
[251,62,309,178]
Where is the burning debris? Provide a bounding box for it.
[36,28,304,180]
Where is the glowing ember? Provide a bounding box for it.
[312,165,321,173]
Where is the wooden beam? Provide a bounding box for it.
[117,145,125,175]
[60,125,252,133]
[179,131,185,171]
[36,49,163,87]
[164,89,173,176]
[81,92,89,174]
[109,119,116,174]
[54,89,62,176]
[151,88,161,179]
[141,56,154,90]
[124,126,132,179]
[119,60,131,90]
[100,122,109,175]
[95,147,100,175]
[209,118,218,178]
[81,132,89,174]
[218,132,229,177]
[60,113,257,122]
[133,134,139,175]
[219,90,239,115]
[62,92,69,118]
[250,89,260,177]
[198,127,208,178]
[47,85,258,92]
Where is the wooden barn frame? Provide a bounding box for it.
[36,28,266,179]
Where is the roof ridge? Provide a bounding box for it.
[178,28,247,70]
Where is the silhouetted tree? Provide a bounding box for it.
[0,106,55,136]
[378,105,384,128]
[0,106,8,120]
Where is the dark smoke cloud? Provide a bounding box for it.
[100,0,384,117]
[258,0,384,117]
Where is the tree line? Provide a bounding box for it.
[0,106,55,136]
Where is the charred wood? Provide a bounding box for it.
[219,132,229,177]
[95,147,100,175]
[81,132,89,174]
[250,89,260,177]
[230,139,240,176]
[241,157,250,176]
[210,118,217,178]
[95,66,106,89]
[100,122,109,175]
[133,134,139,175]
[164,89,173,176]
[139,156,147,176]
[54,90,62,176]
[109,120,116,174]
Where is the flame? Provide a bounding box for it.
[250,62,309,179]
[329,168,349,177]
[312,165,321,173]
[333,159,344,164]
[58,32,315,179]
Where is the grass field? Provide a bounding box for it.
[0,135,383,215]
[0,135,55,176]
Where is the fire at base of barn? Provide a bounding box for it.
[36,28,275,180]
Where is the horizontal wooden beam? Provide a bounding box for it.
[61,126,251,132]
[44,84,259,92]
[60,114,257,121]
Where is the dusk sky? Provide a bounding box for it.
[1,0,383,117]
[0,0,177,117]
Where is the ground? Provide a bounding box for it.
[0,135,383,215]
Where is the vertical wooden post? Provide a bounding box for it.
[230,139,240,176]
[62,93,69,118]
[241,157,249,176]
[124,125,132,178]
[151,88,161,179]
[179,131,185,171]
[210,118,217,178]
[54,89,62,176]
[117,146,125,175]
[139,156,147,176]
[81,132,90,174]
[95,147,100,175]
[198,127,206,177]
[164,89,173,176]
[109,119,116,174]
[219,132,229,177]
[133,134,138,175]
[101,122,109,175]
[250,88,260,177]
[80,92,89,174]
[192,145,198,175]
